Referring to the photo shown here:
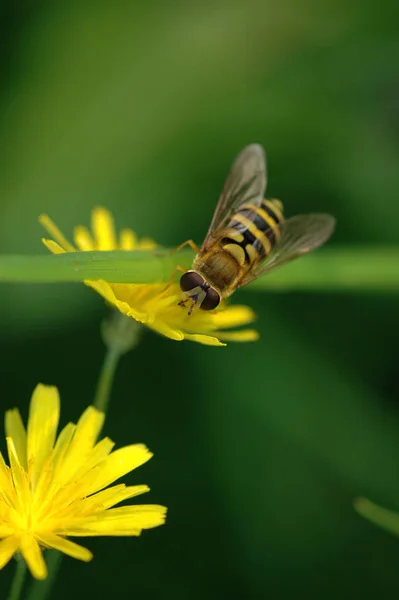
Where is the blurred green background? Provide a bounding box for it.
[1,0,399,598]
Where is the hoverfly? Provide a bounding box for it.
[179,144,335,314]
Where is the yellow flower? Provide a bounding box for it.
[0,384,166,579]
[39,208,259,346]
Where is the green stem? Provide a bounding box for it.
[249,247,399,292]
[25,550,62,600]
[94,312,141,413]
[354,498,399,538]
[93,344,121,413]
[0,250,187,283]
[7,555,27,600]
[0,247,398,291]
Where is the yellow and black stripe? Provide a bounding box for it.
[221,199,284,266]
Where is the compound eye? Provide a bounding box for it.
[180,271,205,292]
[201,287,220,311]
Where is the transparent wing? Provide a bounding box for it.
[202,144,267,250]
[240,213,336,286]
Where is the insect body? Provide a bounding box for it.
[179,144,335,314]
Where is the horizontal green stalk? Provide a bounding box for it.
[0,247,398,291]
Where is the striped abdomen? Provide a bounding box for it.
[221,199,284,266]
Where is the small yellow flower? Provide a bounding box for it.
[0,384,166,579]
[39,208,259,346]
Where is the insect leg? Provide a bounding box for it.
[161,265,186,292]
[172,239,200,255]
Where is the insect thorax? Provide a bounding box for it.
[193,249,241,295]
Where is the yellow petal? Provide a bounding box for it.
[65,505,167,536]
[54,407,104,486]
[145,319,184,341]
[81,444,153,497]
[41,422,76,508]
[37,534,92,562]
[50,438,116,512]
[84,280,120,306]
[214,329,260,342]
[0,526,15,537]
[20,536,47,580]
[74,226,95,251]
[41,239,66,255]
[27,384,60,486]
[119,229,137,250]
[62,484,150,518]
[0,499,18,525]
[74,407,104,450]
[0,458,17,506]
[71,437,115,481]
[39,215,75,252]
[86,484,150,511]
[211,305,257,329]
[50,422,76,481]
[0,537,20,570]
[5,409,27,470]
[7,438,30,512]
[92,207,116,250]
[184,333,226,346]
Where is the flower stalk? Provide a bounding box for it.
[0,247,398,291]
[25,551,62,600]
[354,497,399,538]
[7,555,27,600]
[94,312,142,414]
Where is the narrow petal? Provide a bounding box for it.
[184,333,226,346]
[54,407,104,486]
[144,319,184,341]
[214,329,260,342]
[0,459,18,506]
[7,438,30,514]
[211,305,257,329]
[37,534,92,562]
[41,239,66,255]
[73,407,104,450]
[20,535,47,579]
[51,423,75,477]
[52,485,150,525]
[20,536,47,580]
[0,495,19,520]
[92,207,116,249]
[84,280,121,306]
[119,229,137,250]
[49,438,116,513]
[64,505,167,536]
[27,384,60,486]
[80,445,153,497]
[74,226,95,251]
[5,409,27,470]
[39,215,75,252]
[71,438,115,481]
[71,484,150,515]
[0,536,20,570]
